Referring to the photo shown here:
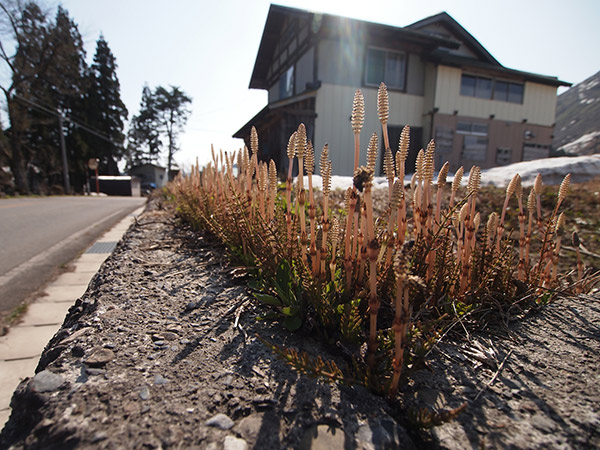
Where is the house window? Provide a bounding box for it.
[508,83,524,103]
[461,74,524,104]
[460,74,492,99]
[496,147,512,165]
[493,81,509,101]
[460,75,476,96]
[458,122,488,161]
[475,77,492,99]
[522,143,550,161]
[456,122,488,136]
[365,47,406,90]
[463,136,488,161]
[279,65,294,99]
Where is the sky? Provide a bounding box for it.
[53,0,600,171]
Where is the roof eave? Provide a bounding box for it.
[429,52,571,87]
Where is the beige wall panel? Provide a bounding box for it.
[522,82,557,125]
[434,66,558,126]
[314,83,425,175]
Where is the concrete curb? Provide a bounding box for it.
[0,205,145,428]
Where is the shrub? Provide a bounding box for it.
[166,83,583,397]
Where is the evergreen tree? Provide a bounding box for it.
[127,85,162,168]
[153,86,191,180]
[128,85,191,178]
[83,35,127,176]
[36,6,89,192]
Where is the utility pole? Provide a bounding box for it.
[57,110,71,194]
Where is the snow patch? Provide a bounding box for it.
[557,131,600,155]
[480,155,600,187]
[304,155,600,192]
[578,78,599,91]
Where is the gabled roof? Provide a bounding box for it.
[406,12,500,66]
[407,12,570,87]
[249,4,459,90]
[249,5,570,91]
[249,5,299,90]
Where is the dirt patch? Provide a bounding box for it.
[1,200,598,449]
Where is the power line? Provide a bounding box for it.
[12,93,125,149]
[22,92,126,145]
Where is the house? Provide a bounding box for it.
[128,163,167,190]
[234,5,571,176]
[90,176,141,197]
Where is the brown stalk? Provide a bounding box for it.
[320,146,332,275]
[515,177,527,280]
[285,132,297,241]
[534,173,543,231]
[460,167,481,294]
[554,173,571,215]
[395,126,410,246]
[385,180,403,266]
[267,160,277,221]
[236,150,244,193]
[355,160,379,368]
[211,146,222,202]
[378,82,390,149]
[435,162,450,232]
[525,188,535,272]
[352,90,365,172]
[486,212,498,250]
[242,146,253,213]
[249,128,260,218]
[413,183,422,241]
[305,140,318,273]
[329,216,340,282]
[344,187,356,289]
[295,124,308,262]
[497,173,519,254]
[551,212,565,283]
[384,147,395,201]
[423,141,435,281]
[456,203,468,267]
[572,231,584,292]
[536,173,571,286]
[397,195,407,249]
[358,201,367,283]
[396,126,410,184]
[257,162,267,218]
[389,252,411,396]
[533,219,556,288]
[378,83,395,201]
[352,195,361,265]
[449,166,464,209]
[240,149,249,194]
[413,149,425,241]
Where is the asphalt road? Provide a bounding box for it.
[0,196,146,316]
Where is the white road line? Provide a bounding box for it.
[0,209,125,288]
